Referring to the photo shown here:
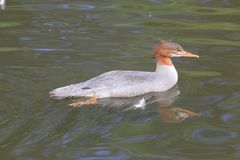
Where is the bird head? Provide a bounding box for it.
[153,40,199,61]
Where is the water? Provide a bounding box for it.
[1,0,240,159]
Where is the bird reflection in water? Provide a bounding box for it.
[156,97,201,123]
[70,86,200,123]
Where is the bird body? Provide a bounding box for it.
[49,40,199,101]
[49,64,178,99]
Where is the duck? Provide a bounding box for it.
[49,40,199,107]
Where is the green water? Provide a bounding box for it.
[1,0,240,159]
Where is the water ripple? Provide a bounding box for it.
[76,4,95,10]
[191,127,238,144]
[70,147,130,160]
[218,93,240,109]
[115,134,166,144]
[221,113,240,128]
[167,145,232,157]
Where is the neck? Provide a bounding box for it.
[154,57,178,90]
[155,57,175,72]
[155,62,174,71]
[156,56,173,66]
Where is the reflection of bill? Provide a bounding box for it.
[153,92,201,123]
[71,86,200,123]
[157,102,201,123]
[0,0,5,10]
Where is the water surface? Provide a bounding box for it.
[1,0,240,159]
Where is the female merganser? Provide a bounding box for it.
[49,40,199,107]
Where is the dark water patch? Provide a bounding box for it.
[166,145,233,158]
[142,19,240,32]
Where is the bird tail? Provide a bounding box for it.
[49,84,78,99]
[49,83,94,99]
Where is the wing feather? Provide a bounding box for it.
[84,70,154,89]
